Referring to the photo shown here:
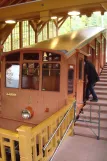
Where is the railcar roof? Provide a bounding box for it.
[24,27,105,58]
[2,27,106,59]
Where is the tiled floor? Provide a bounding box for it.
[53,136,107,161]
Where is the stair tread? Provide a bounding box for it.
[75,122,107,129]
[95,86,107,89]
[83,104,107,113]
[96,82,107,85]
[95,90,107,93]
[79,115,107,127]
[97,94,107,98]
[74,126,107,140]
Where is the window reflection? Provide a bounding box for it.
[79,59,83,80]
[43,52,61,62]
[42,63,60,91]
[22,63,39,90]
[6,64,20,88]
[68,65,74,94]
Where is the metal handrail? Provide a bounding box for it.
[43,101,76,151]
[77,103,101,140]
[49,119,74,161]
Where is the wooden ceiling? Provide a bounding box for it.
[0,0,106,22]
[0,0,34,8]
[0,0,107,46]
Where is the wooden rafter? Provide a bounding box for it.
[0,24,16,44]
[58,16,68,29]
[29,20,49,36]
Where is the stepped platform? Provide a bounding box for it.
[53,136,107,161]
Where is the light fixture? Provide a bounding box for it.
[21,106,34,119]
[93,11,101,14]
[43,52,48,61]
[68,11,80,16]
[51,16,57,20]
[5,20,16,24]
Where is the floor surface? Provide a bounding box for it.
[53,135,107,161]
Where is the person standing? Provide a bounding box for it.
[84,58,99,102]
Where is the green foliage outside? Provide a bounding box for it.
[3,12,107,52]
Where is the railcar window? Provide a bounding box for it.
[6,52,20,61]
[22,63,40,90]
[79,59,83,80]
[5,63,20,88]
[42,63,60,91]
[23,53,39,60]
[43,52,61,62]
[68,66,74,94]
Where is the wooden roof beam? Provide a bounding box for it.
[0,24,16,44]
[101,2,107,10]
[0,0,106,21]
[58,16,68,29]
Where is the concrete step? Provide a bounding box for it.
[97,94,107,100]
[83,104,107,113]
[99,75,107,78]
[74,126,107,141]
[99,79,107,82]
[79,113,107,128]
[95,90,107,95]
[100,73,107,75]
[95,86,107,90]
[75,122,107,131]
[80,115,107,122]
[80,110,107,119]
[96,82,107,86]
[101,71,107,74]
[103,68,107,70]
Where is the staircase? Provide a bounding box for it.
[74,63,107,141]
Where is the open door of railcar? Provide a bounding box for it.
[76,53,84,113]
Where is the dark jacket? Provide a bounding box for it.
[85,60,99,84]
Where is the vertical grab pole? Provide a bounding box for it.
[97,105,101,140]
[90,105,92,123]
[74,101,76,122]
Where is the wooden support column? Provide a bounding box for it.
[19,22,23,48]
[35,22,38,43]
[0,44,3,111]
[17,126,32,161]
[47,22,49,39]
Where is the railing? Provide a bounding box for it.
[0,128,19,161]
[0,98,75,161]
[77,103,101,140]
[31,99,75,161]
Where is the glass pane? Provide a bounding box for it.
[23,53,39,60]
[68,66,74,94]
[23,21,29,47]
[42,63,60,91]
[6,64,20,88]
[43,52,61,62]
[79,59,83,80]
[30,25,35,45]
[3,35,11,52]
[12,22,19,50]
[22,63,39,90]
[6,52,20,61]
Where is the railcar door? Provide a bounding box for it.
[76,53,84,112]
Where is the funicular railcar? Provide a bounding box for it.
[0,27,106,161]
[0,27,106,131]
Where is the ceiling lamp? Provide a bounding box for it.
[93,11,101,14]
[51,16,57,20]
[5,20,16,24]
[68,11,80,16]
